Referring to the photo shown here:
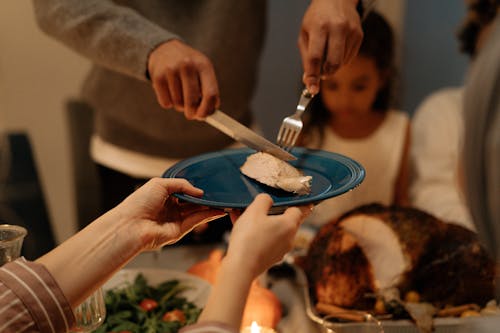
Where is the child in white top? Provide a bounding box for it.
[301,11,410,227]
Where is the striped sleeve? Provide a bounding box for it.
[0,258,75,333]
[179,321,239,333]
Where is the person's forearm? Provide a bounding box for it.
[32,0,179,80]
[36,209,143,307]
[198,256,255,329]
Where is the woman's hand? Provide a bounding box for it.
[225,194,312,278]
[112,178,226,250]
[197,194,312,328]
[36,177,224,307]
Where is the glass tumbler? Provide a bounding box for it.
[72,287,106,332]
[0,224,27,266]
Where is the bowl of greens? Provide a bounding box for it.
[93,268,211,333]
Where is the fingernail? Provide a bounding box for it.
[308,84,319,95]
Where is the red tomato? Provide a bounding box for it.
[139,298,158,311]
[162,309,186,324]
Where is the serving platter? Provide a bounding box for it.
[163,147,365,213]
[292,264,497,333]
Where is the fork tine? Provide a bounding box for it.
[280,127,292,148]
[289,131,299,148]
[284,131,298,151]
[281,124,288,146]
[288,131,297,148]
[277,124,287,146]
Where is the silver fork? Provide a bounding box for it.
[276,88,314,150]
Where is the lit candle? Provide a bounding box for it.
[240,321,277,333]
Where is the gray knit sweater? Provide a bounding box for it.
[33,0,266,158]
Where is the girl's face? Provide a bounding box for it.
[320,55,385,118]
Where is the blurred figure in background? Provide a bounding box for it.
[459,12,500,333]
[410,0,499,231]
[461,13,500,270]
[300,11,410,227]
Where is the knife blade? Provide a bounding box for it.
[205,110,296,161]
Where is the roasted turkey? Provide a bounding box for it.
[300,204,496,310]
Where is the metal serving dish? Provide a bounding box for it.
[293,264,491,333]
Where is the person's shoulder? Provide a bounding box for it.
[387,109,410,123]
[378,110,409,137]
[424,86,463,104]
[414,87,464,116]
[412,87,464,124]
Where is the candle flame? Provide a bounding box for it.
[250,321,260,333]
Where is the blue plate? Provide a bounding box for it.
[162,148,365,213]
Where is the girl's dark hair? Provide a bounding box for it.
[457,0,499,57]
[302,11,396,146]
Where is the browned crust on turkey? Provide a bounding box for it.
[301,203,496,311]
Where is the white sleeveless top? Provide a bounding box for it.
[306,110,409,227]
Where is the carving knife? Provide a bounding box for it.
[205,110,296,161]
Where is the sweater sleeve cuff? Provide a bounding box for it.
[136,32,180,81]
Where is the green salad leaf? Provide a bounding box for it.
[93,273,202,333]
